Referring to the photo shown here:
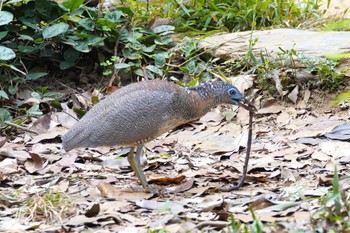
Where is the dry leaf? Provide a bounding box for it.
[149,175,186,185]
[287,85,299,104]
[85,203,100,217]
[229,74,255,93]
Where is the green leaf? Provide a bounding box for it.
[73,108,86,117]
[51,100,62,110]
[62,0,84,11]
[25,72,48,81]
[142,44,156,53]
[187,77,199,87]
[8,86,15,95]
[63,48,80,62]
[8,64,26,75]
[175,0,190,15]
[134,68,144,77]
[27,105,42,117]
[78,18,95,31]
[154,53,166,67]
[117,7,134,17]
[154,37,173,45]
[42,23,69,39]
[91,96,99,104]
[19,34,34,41]
[31,92,41,99]
[0,108,12,124]
[18,45,37,53]
[87,35,105,46]
[97,18,116,29]
[0,46,16,60]
[146,65,163,76]
[73,41,90,53]
[0,90,9,99]
[105,10,122,23]
[59,60,74,70]
[186,60,197,73]
[152,25,175,34]
[0,11,13,26]
[114,63,134,69]
[0,31,8,40]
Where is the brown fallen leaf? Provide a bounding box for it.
[197,196,223,211]
[167,178,194,193]
[0,137,6,148]
[199,111,225,124]
[229,74,255,93]
[0,147,31,162]
[24,153,45,173]
[97,182,154,200]
[149,175,186,185]
[0,158,18,174]
[287,85,299,104]
[258,103,285,114]
[30,113,53,134]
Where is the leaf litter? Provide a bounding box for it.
[1,83,350,232]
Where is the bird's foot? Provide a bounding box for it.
[145,185,166,196]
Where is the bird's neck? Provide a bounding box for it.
[184,82,224,118]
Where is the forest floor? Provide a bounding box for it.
[1,0,350,232]
[1,74,350,232]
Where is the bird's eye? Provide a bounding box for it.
[228,88,236,96]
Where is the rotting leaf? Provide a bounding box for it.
[85,203,100,218]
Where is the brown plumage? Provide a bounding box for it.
[62,79,254,191]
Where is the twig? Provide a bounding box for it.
[108,24,128,87]
[4,121,38,135]
[220,108,254,191]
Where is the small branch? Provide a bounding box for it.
[4,121,38,135]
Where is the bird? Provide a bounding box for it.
[62,79,255,192]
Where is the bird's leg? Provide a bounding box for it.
[134,146,143,168]
[127,146,149,190]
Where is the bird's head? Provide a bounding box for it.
[186,81,256,112]
[225,86,256,111]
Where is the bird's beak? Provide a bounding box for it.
[239,97,257,112]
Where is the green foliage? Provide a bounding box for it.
[311,168,350,232]
[0,108,13,127]
[18,190,75,223]
[0,0,211,99]
[241,38,345,94]
[333,91,350,105]
[302,56,345,91]
[170,0,328,33]
[226,207,264,233]
[0,0,214,127]
[325,19,350,31]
